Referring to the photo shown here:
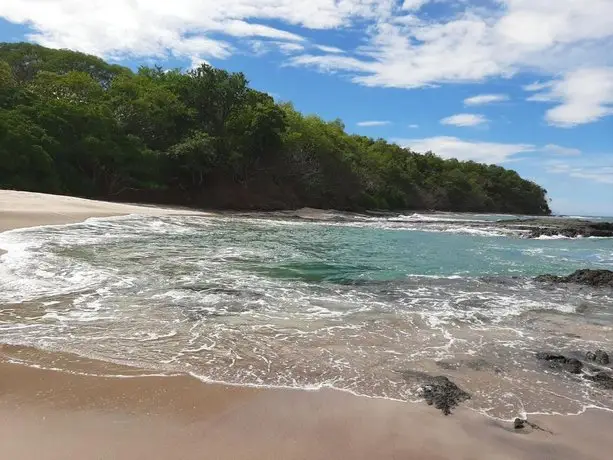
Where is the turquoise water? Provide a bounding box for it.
[1,213,612,419]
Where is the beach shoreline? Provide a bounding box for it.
[2,189,613,460]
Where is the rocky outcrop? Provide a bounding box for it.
[536,350,613,390]
[535,269,613,288]
[536,352,583,374]
[514,418,526,429]
[398,370,471,415]
[420,376,471,415]
[513,418,553,434]
[585,372,613,390]
[501,218,613,239]
[586,350,610,365]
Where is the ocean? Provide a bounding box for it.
[1,211,612,420]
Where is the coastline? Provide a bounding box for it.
[2,190,613,459]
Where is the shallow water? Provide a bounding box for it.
[1,213,612,419]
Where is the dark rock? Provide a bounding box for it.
[585,372,613,390]
[586,350,610,365]
[536,352,583,374]
[566,270,613,288]
[514,418,526,429]
[504,218,613,239]
[534,274,562,284]
[535,269,613,289]
[421,376,471,415]
[513,419,554,434]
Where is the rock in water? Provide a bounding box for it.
[507,219,613,239]
[514,418,526,430]
[535,269,613,288]
[421,376,471,415]
[534,274,561,284]
[566,270,613,288]
[536,352,583,374]
[585,372,613,390]
[586,350,610,365]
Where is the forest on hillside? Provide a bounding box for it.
[0,43,551,215]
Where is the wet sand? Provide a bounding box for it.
[3,355,613,460]
[2,190,613,459]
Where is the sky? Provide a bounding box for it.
[0,0,612,216]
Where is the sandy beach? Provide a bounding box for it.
[2,190,613,460]
[0,189,209,232]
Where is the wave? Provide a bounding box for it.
[535,234,572,240]
[2,213,613,419]
[391,213,491,223]
[534,234,613,240]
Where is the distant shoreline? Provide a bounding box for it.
[2,190,610,240]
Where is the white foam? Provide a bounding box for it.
[393,213,490,223]
[2,213,613,419]
[535,234,572,240]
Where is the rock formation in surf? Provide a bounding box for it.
[420,376,471,415]
[536,352,583,374]
[535,269,613,288]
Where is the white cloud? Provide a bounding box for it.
[189,56,211,70]
[290,0,613,127]
[464,94,509,106]
[357,120,391,127]
[525,67,613,127]
[394,136,536,163]
[440,113,488,127]
[172,36,232,60]
[523,81,552,92]
[547,161,613,184]
[408,124,419,128]
[0,0,391,63]
[249,40,305,56]
[542,144,582,156]
[315,45,344,54]
[3,1,613,128]
[278,42,306,54]
[401,0,431,11]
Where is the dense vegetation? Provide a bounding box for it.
[0,43,551,214]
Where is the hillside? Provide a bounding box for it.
[0,43,551,215]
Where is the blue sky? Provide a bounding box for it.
[1,0,612,215]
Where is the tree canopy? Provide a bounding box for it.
[0,43,551,215]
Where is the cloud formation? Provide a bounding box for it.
[440,113,487,127]
[357,120,391,127]
[0,0,388,63]
[547,161,613,185]
[464,94,509,106]
[525,68,613,127]
[542,144,582,156]
[394,136,536,163]
[2,1,612,126]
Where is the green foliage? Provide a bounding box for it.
[0,42,551,215]
[166,131,217,187]
[0,109,59,191]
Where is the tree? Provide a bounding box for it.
[109,72,192,151]
[0,43,551,215]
